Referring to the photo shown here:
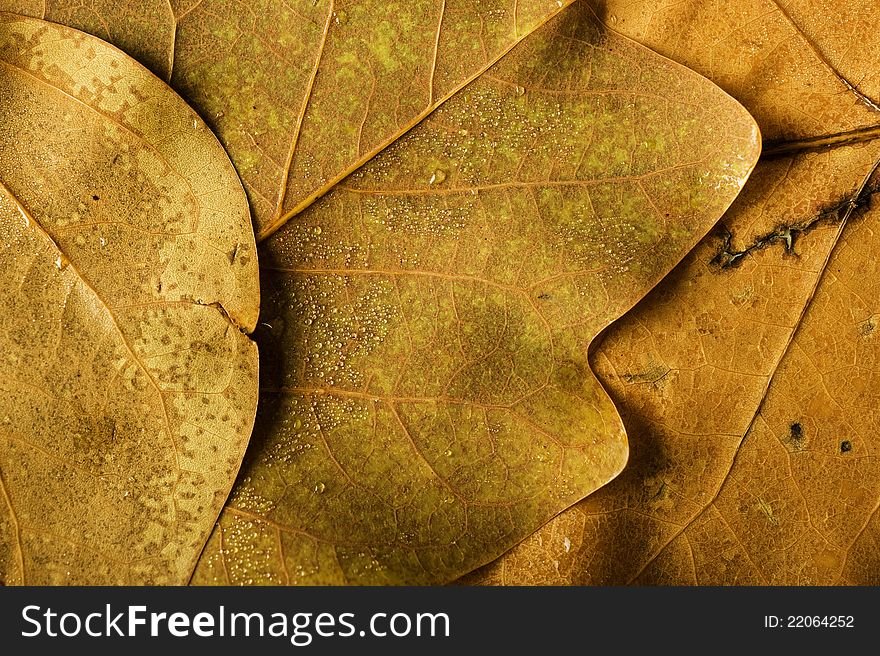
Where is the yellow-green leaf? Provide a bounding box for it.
[190,3,760,585]
[4,0,584,237]
[465,0,880,586]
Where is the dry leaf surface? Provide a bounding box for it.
[3,0,584,237]
[188,3,759,585]
[0,14,259,584]
[465,0,880,585]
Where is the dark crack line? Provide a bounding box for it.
[712,181,878,269]
[192,298,249,334]
[630,156,880,584]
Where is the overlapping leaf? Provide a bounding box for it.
[0,15,259,584]
[188,3,759,585]
[465,0,880,585]
[4,0,583,237]
[0,2,770,586]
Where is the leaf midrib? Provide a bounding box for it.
[624,154,880,585]
[254,0,580,241]
[0,181,189,584]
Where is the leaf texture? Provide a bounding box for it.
[4,0,584,237]
[188,3,760,585]
[0,14,259,584]
[464,0,880,586]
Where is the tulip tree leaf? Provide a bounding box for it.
[189,3,759,585]
[464,0,880,586]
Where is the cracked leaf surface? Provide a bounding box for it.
[465,0,880,586]
[0,14,259,584]
[188,3,759,585]
[5,0,583,237]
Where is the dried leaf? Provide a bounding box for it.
[4,0,584,237]
[465,0,880,586]
[0,15,259,584]
[188,4,759,585]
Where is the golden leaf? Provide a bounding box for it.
[4,0,585,237]
[190,3,759,585]
[0,14,259,584]
[465,0,880,586]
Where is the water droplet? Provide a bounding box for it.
[443,449,453,457]
[314,482,326,493]
[334,10,348,24]
[429,168,447,185]
[313,226,322,235]
[514,85,526,96]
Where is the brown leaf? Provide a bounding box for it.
[188,3,759,585]
[0,14,259,584]
[3,0,584,237]
[464,0,880,585]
